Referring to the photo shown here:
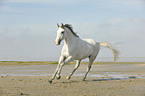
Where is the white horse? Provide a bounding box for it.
[49,23,119,83]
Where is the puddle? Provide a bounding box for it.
[71,72,145,79]
[0,64,145,79]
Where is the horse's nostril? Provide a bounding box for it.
[55,40,61,45]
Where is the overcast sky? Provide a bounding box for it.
[0,0,145,61]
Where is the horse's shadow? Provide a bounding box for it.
[88,76,136,82]
[56,76,137,84]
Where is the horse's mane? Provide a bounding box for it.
[62,24,79,37]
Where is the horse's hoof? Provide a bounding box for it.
[56,76,61,80]
[66,76,71,80]
[48,80,52,83]
[82,78,86,81]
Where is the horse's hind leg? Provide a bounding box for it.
[66,60,81,80]
[83,56,95,81]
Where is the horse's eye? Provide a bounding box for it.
[61,31,64,34]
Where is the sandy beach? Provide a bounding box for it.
[0,62,145,96]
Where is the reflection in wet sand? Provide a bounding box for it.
[0,64,145,79]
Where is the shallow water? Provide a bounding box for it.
[0,64,145,79]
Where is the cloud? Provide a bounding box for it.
[3,0,84,4]
[104,0,145,6]
[3,0,58,3]
[0,23,58,59]
[0,23,56,37]
[120,0,145,6]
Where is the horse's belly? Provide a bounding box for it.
[74,54,89,60]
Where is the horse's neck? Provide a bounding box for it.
[64,30,77,47]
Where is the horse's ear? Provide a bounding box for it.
[57,23,60,28]
[61,23,64,28]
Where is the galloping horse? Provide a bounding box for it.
[49,23,119,83]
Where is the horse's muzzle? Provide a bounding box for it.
[55,39,61,45]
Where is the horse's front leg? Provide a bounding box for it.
[48,56,65,83]
[56,56,74,79]
[66,60,81,80]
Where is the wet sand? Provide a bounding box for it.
[0,62,145,96]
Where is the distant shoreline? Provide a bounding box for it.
[0,57,144,62]
[0,61,145,65]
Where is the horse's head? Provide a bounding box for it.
[55,23,66,45]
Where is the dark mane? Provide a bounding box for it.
[62,24,79,37]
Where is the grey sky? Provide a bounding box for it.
[0,0,145,61]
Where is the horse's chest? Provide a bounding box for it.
[62,46,73,57]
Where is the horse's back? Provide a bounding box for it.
[83,38,97,45]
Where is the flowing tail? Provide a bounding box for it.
[99,41,119,62]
